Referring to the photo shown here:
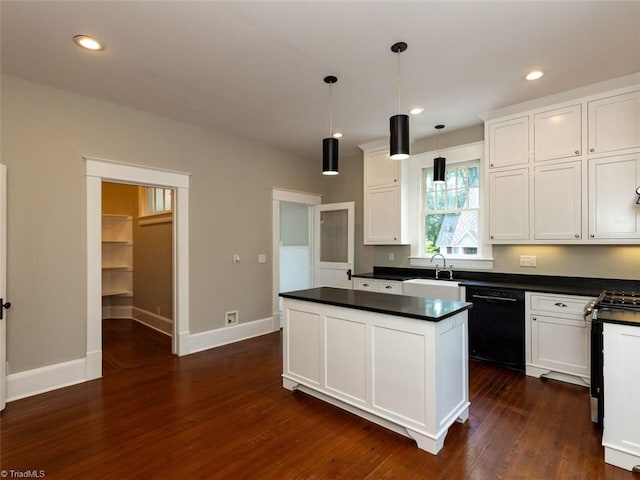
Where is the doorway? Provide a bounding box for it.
[101,181,173,375]
[85,157,190,381]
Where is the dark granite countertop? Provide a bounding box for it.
[280,287,472,322]
[355,267,640,298]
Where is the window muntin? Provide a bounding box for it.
[144,187,173,215]
[423,160,480,257]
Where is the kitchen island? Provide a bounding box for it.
[280,287,472,454]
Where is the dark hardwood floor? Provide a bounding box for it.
[1,330,636,479]
[102,318,172,376]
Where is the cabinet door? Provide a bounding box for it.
[534,105,582,162]
[364,149,399,188]
[588,90,640,155]
[530,313,590,377]
[364,186,400,244]
[534,161,582,240]
[588,154,640,239]
[488,116,529,168]
[488,168,530,241]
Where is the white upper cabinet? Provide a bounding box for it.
[588,90,640,156]
[534,161,582,240]
[360,144,408,245]
[364,148,399,188]
[534,104,582,162]
[487,116,529,168]
[588,153,640,240]
[484,84,640,244]
[488,168,530,241]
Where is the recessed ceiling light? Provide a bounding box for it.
[332,132,343,139]
[73,35,105,51]
[526,70,544,81]
[409,107,424,115]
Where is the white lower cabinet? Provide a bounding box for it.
[602,322,640,471]
[282,298,469,454]
[353,277,403,295]
[525,292,592,386]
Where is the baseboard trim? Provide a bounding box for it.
[7,358,88,402]
[189,317,273,354]
[132,307,173,335]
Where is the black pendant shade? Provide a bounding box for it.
[323,137,339,175]
[434,156,446,183]
[390,114,410,160]
[322,75,339,175]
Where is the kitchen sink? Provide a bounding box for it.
[402,278,462,301]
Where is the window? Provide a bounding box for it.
[408,142,492,269]
[138,187,173,225]
[423,161,480,257]
[144,187,173,214]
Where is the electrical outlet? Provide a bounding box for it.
[388,252,395,262]
[225,310,238,326]
[232,254,240,263]
[520,255,537,267]
[258,254,266,263]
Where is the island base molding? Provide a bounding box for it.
[282,296,470,455]
[283,378,469,455]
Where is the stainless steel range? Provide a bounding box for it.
[586,290,640,427]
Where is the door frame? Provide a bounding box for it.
[85,157,191,380]
[0,164,6,410]
[272,189,321,327]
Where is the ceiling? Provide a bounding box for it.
[2,1,639,161]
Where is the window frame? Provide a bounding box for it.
[423,159,480,257]
[407,141,493,269]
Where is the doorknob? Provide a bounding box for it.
[0,298,11,320]
[346,269,352,281]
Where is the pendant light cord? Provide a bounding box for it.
[396,50,401,114]
[329,82,333,137]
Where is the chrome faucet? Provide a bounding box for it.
[430,253,454,279]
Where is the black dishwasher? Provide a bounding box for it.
[465,287,525,371]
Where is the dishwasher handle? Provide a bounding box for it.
[472,294,518,302]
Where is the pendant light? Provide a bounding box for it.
[322,75,339,175]
[433,124,446,184]
[389,42,409,160]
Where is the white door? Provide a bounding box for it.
[0,164,9,410]
[314,202,354,289]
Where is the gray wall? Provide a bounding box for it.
[1,75,325,374]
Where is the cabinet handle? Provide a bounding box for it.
[394,179,397,182]
[575,150,580,155]
[590,234,595,238]
[490,163,494,167]
[385,285,392,289]
[532,317,537,321]
[490,235,494,239]
[554,302,568,308]
[575,234,580,238]
[394,237,397,240]
[362,283,369,287]
[590,148,595,153]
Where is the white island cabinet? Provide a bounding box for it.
[281,287,471,455]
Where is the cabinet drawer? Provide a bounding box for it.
[529,293,592,315]
[377,281,403,295]
[354,278,378,291]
